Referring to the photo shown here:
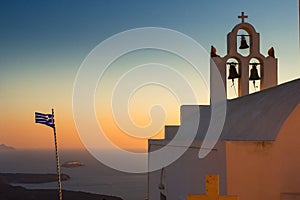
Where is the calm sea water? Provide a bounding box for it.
[0,149,147,200]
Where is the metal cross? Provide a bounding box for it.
[238,12,248,23]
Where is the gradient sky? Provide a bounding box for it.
[0,0,299,150]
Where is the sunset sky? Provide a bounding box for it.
[0,0,299,150]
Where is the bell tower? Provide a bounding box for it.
[210,12,278,98]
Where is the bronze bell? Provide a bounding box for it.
[249,64,260,80]
[228,64,240,81]
[239,35,249,49]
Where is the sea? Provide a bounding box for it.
[0,149,147,200]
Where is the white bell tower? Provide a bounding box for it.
[210,12,278,98]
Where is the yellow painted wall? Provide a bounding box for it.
[226,104,300,200]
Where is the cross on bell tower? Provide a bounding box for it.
[238,12,248,23]
[210,12,278,98]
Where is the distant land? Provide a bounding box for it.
[0,183,123,200]
[0,144,15,151]
[0,173,123,200]
[61,161,84,168]
[0,173,70,184]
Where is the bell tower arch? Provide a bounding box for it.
[210,12,278,99]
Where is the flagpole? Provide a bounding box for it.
[52,108,63,200]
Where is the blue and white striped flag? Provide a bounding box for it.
[35,112,55,128]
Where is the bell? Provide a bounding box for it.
[239,35,249,49]
[249,64,260,80]
[249,64,260,89]
[228,64,240,81]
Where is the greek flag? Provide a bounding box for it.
[35,112,55,128]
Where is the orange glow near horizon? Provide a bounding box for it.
[0,74,184,150]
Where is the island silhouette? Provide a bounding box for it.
[0,173,123,200]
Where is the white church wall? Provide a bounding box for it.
[226,104,300,200]
[148,141,227,200]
